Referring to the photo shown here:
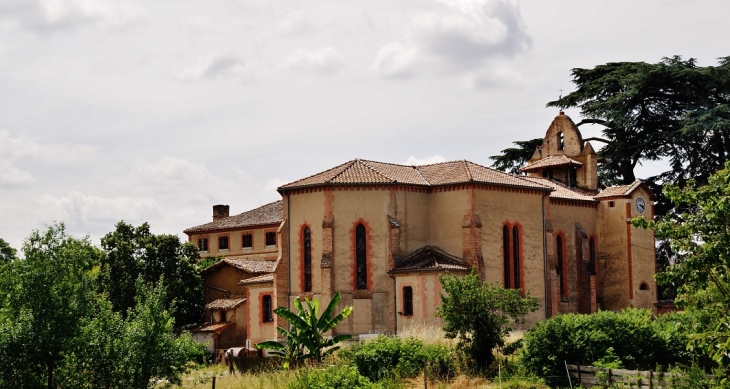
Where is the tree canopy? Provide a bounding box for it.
[437,272,538,370]
[491,56,730,209]
[0,238,16,263]
[99,221,203,325]
[0,223,204,389]
[548,56,730,191]
[635,162,730,370]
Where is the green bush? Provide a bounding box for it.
[345,335,457,382]
[520,309,696,384]
[289,365,377,389]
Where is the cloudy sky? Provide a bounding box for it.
[1,0,728,250]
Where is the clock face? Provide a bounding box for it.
[635,197,646,213]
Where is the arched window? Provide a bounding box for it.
[503,225,510,288]
[303,227,312,292]
[403,286,413,316]
[512,226,520,289]
[263,295,273,323]
[558,132,564,150]
[557,235,565,297]
[589,238,596,275]
[356,224,367,290]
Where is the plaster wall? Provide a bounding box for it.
[394,273,445,331]
[598,199,631,311]
[473,187,546,324]
[548,202,597,313]
[247,286,276,344]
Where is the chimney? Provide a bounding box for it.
[213,205,229,221]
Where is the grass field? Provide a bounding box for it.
[172,324,547,389]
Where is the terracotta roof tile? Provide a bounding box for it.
[520,177,598,202]
[238,274,274,285]
[184,200,282,234]
[594,181,643,199]
[206,295,246,311]
[191,322,235,333]
[278,159,551,191]
[201,258,277,275]
[390,246,470,274]
[464,161,551,189]
[519,155,583,172]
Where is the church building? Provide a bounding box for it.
[185,112,657,352]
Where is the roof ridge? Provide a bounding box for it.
[360,160,397,183]
[462,160,474,181]
[326,159,359,184]
[412,165,429,184]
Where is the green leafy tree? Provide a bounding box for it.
[490,138,544,175]
[635,162,730,373]
[437,271,538,370]
[0,223,101,389]
[0,238,16,263]
[99,221,203,325]
[256,291,353,368]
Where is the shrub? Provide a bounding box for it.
[347,335,457,382]
[520,308,693,384]
[289,365,377,389]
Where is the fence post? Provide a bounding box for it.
[649,370,653,389]
[211,376,216,389]
[577,364,581,384]
[564,361,573,388]
[608,368,612,386]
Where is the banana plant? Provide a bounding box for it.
[255,291,353,368]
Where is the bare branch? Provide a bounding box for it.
[583,137,612,144]
[576,119,609,127]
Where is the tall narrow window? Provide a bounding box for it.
[198,238,208,252]
[512,226,520,289]
[356,224,367,290]
[303,227,312,292]
[265,232,276,247]
[218,236,229,251]
[558,132,564,150]
[403,286,413,316]
[589,238,596,275]
[263,295,273,323]
[557,235,565,296]
[503,226,510,288]
[242,233,253,249]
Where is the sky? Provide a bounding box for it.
[1,0,728,251]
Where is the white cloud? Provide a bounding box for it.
[465,66,525,89]
[177,54,246,82]
[35,191,161,225]
[0,0,145,33]
[128,157,215,188]
[0,129,96,163]
[279,47,347,75]
[0,163,35,187]
[276,10,313,36]
[371,0,530,78]
[0,130,96,187]
[404,155,448,165]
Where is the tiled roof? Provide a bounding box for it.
[206,295,246,311]
[389,246,470,274]
[279,159,551,191]
[201,258,277,275]
[594,181,644,199]
[184,200,282,234]
[238,274,274,285]
[519,155,583,172]
[521,177,598,202]
[190,322,235,333]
